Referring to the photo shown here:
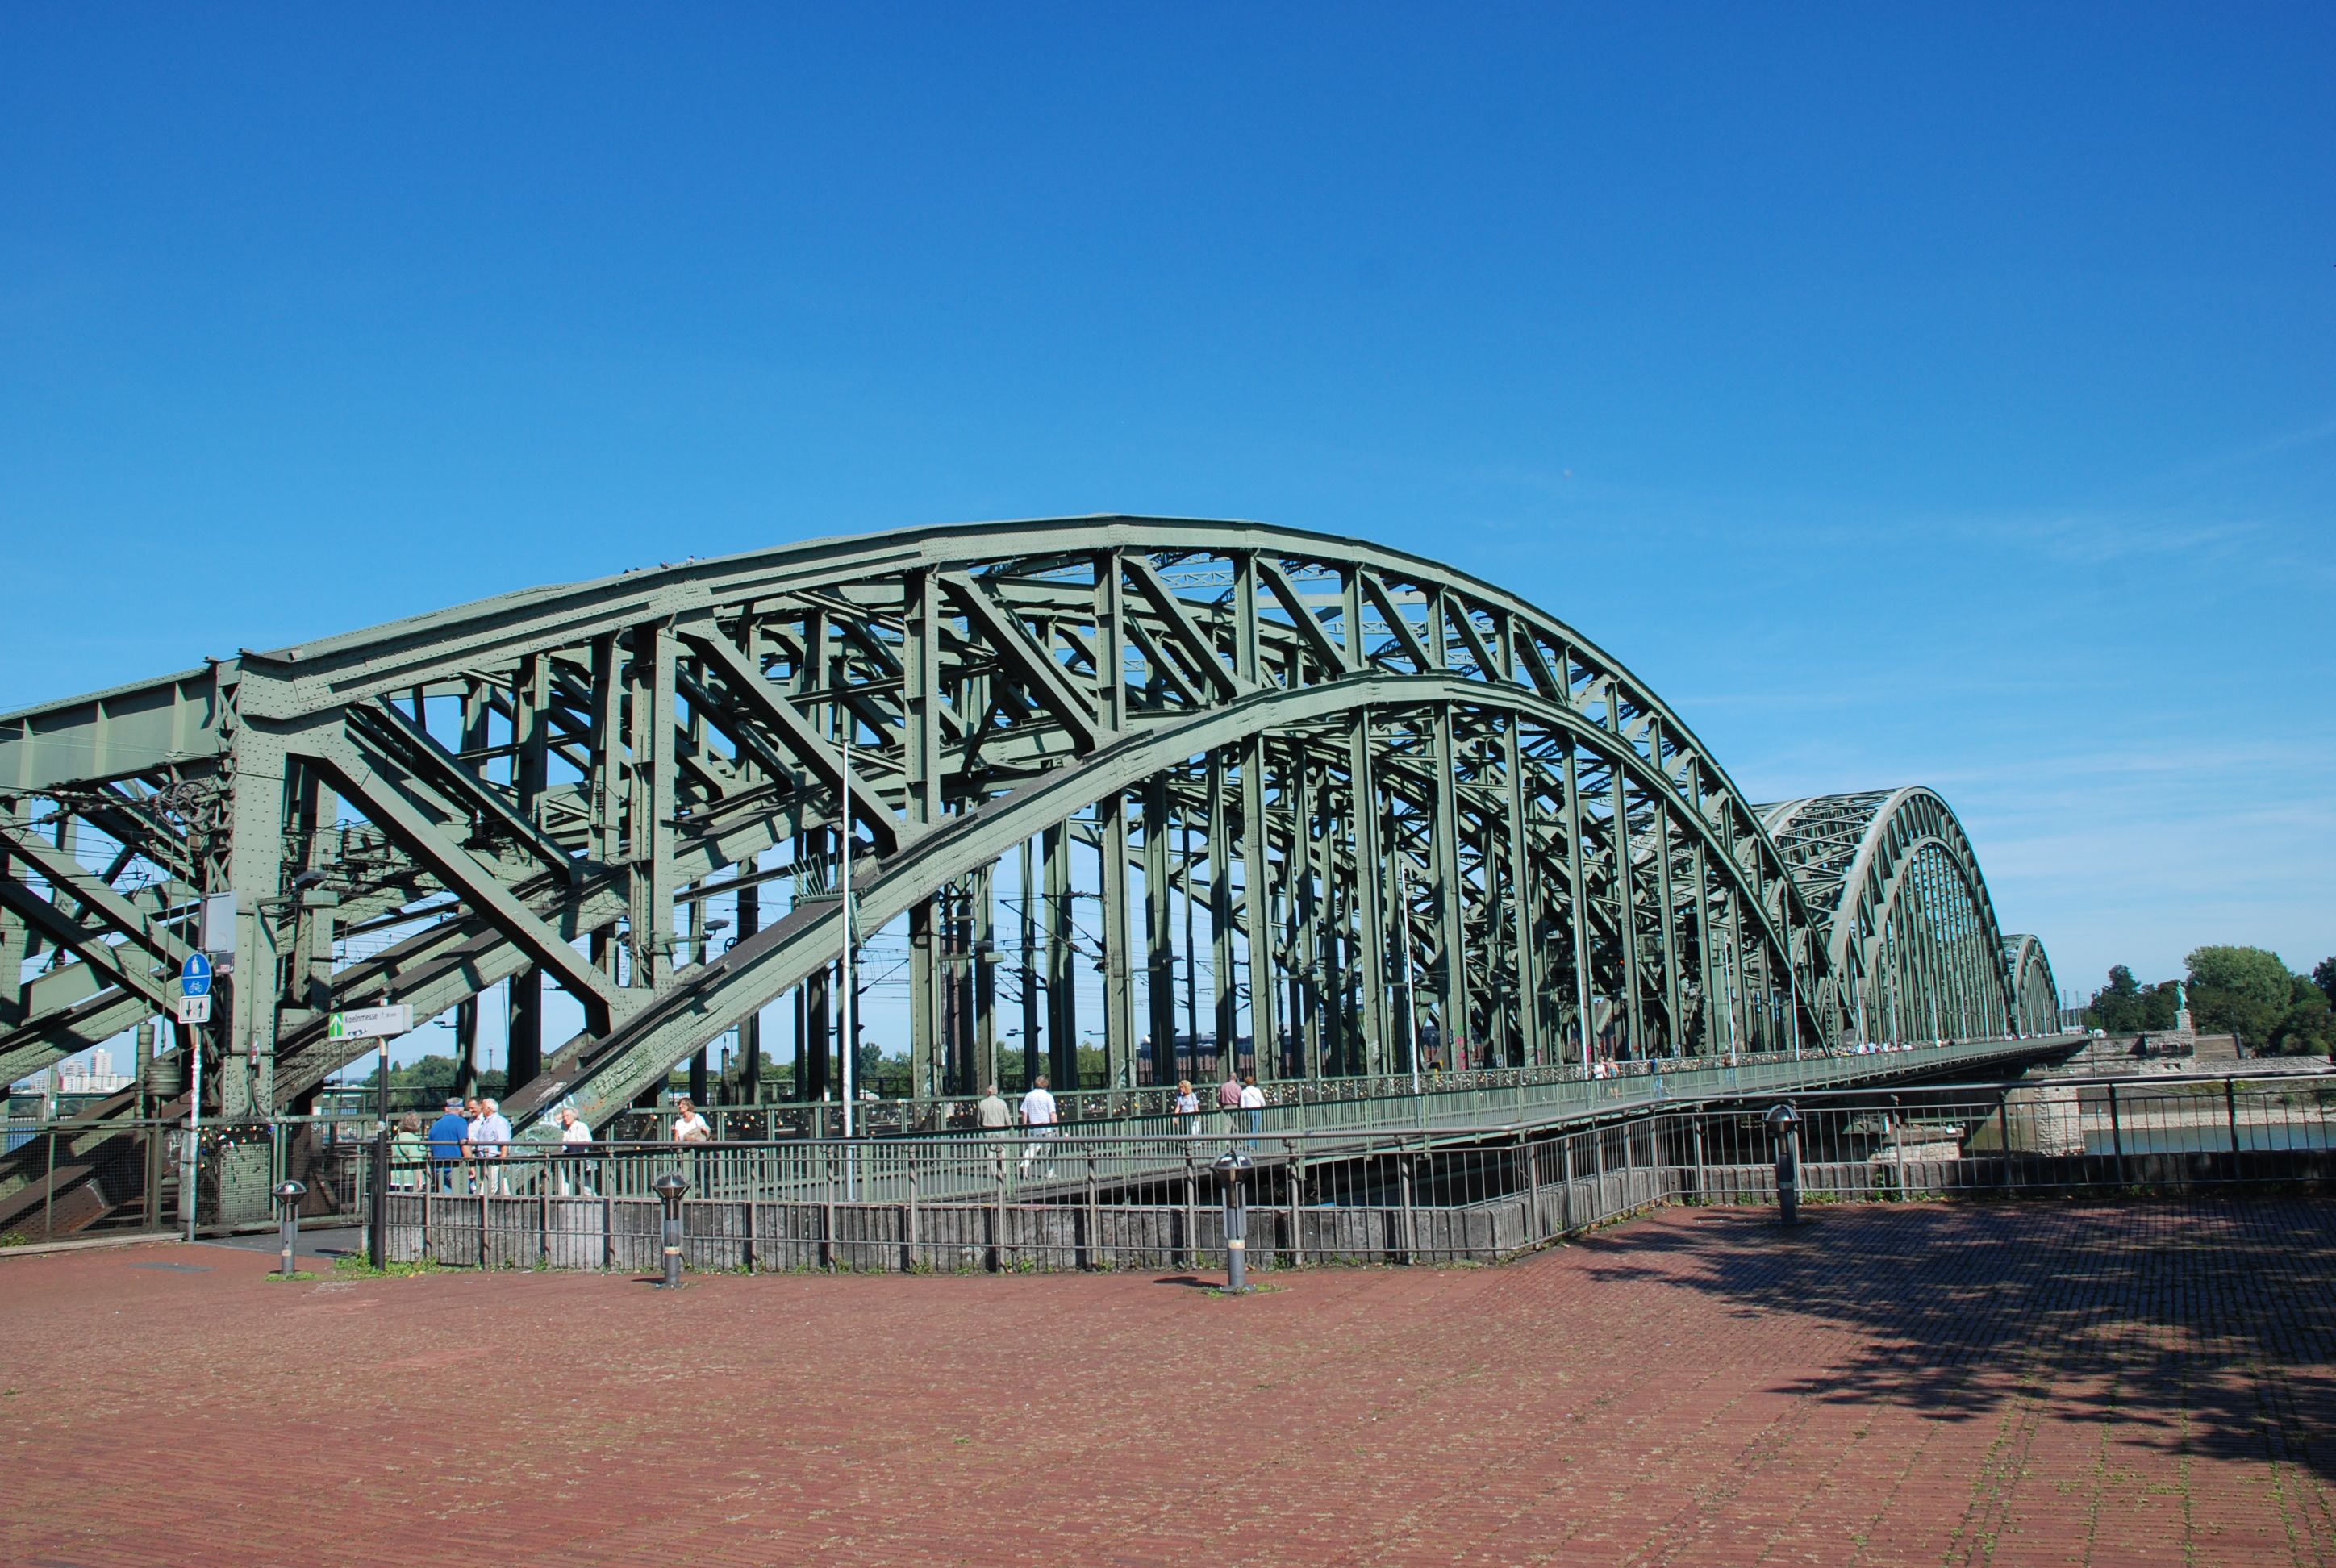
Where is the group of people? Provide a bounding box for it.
[385,1095,611,1196]
[1178,1070,1266,1143]
[962,1068,1271,1178]
[970,1074,1059,1177]
[386,1095,516,1192]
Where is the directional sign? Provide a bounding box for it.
[180,953,213,998]
[176,994,211,1025]
[328,1005,413,1041]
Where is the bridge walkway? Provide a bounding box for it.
[522,1035,2083,1210]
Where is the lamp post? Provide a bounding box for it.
[652,1170,690,1287]
[1766,1103,1802,1225]
[839,733,857,1142]
[272,1180,308,1275]
[1213,1148,1253,1292]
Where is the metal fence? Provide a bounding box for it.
[15,1045,2309,1266]
[374,1071,2336,1273]
[601,1033,2071,1140]
[0,1113,382,1243]
[1679,1074,2336,1205]
[0,1035,2050,1242]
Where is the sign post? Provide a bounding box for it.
[325,1003,411,1266]
[369,1036,392,1269]
[178,955,213,1242]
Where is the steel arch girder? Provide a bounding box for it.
[2003,933,2059,1032]
[504,671,1819,1127]
[1839,802,2014,1036]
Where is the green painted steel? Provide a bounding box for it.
[0,516,2061,1227]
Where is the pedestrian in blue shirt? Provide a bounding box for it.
[426,1098,469,1192]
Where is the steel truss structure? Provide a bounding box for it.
[1,518,2055,1213]
[1758,789,2060,1043]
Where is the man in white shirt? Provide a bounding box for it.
[1238,1073,1266,1149]
[555,1105,593,1196]
[471,1097,512,1194]
[1017,1074,1057,1178]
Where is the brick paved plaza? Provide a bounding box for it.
[3,1199,2331,1566]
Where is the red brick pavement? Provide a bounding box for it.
[2,1199,2331,1566]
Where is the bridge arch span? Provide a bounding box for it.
[1759,787,2024,1045]
[0,518,2058,1168]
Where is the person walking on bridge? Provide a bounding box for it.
[671,1098,712,1145]
[1018,1074,1058,1179]
[556,1104,594,1196]
[1174,1078,1199,1133]
[671,1095,713,1192]
[1239,1072,1265,1150]
[977,1082,1011,1174]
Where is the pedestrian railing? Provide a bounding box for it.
[603,1033,2079,1141]
[0,1034,2084,1246]
[362,1070,2336,1274]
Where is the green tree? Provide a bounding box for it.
[2314,956,2336,1010]
[2084,966,2179,1032]
[2085,965,2145,1032]
[2271,988,2336,1057]
[2185,945,2296,1049]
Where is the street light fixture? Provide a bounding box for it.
[651,1170,690,1287]
[272,1180,307,1275]
[1212,1149,1254,1292]
[1765,1103,1802,1225]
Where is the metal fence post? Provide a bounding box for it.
[822,1145,838,1271]
[2107,1082,2126,1187]
[1398,1142,1417,1264]
[905,1151,919,1274]
[369,1125,390,1269]
[2225,1077,2241,1161]
[1183,1147,1197,1269]
[993,1155,1007,1274]
[1084,1146,1099,1272]
[1287,1141,1304,1268]
[1997,1089,2013,1196]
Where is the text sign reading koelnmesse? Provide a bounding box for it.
[329,1006,413,1041]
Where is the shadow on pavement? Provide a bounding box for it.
[1580,1197,2336,1481]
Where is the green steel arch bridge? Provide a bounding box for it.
[0,518,2065,1229]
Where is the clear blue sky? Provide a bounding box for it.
[4,4,2331,1019]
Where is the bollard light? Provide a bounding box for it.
[652,1170,690,1288]
[273,1179,308,1276]
[1765,1103,1802,1225]
[1212,1149,1254,1292]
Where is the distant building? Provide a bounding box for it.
[31,1048,132,1098]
